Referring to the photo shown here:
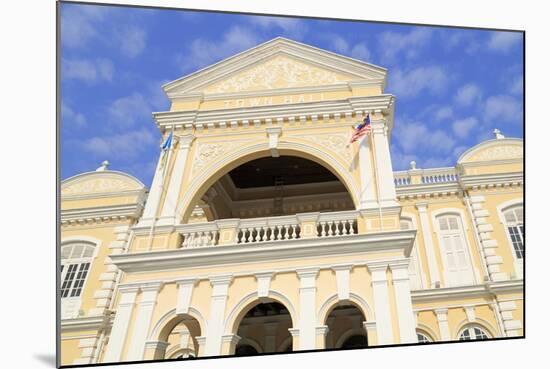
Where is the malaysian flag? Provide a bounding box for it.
[348,114,371,145]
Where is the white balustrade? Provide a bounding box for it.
[421,168,458,184]
[179,223,220,248]
[237,215,301,244]
[393,171,411,187]
[316,211,358,237]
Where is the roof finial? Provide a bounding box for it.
[96,160,110,171]
[493,128,505,139]
[409,160,417,170]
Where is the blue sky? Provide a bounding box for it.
[60,2,524,186]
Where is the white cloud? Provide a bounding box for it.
[488,32,523,52]
[320,34,371,62]
[108,92,152,126]
[452,117,478,139]
[61,4,110,48]
[454,83,483,106]
[394,121,456,153]
[483,95,522,123]
[390,148,417,171]
[116,26,147,58]
[379,28,432,63]
[178,26,261,72]
[510,76,523,95]
[390,66,449,98]
[63,58,114,83]
[434,106,454,121]
[350,43,371,61]
[248,16,306,38]
[61,102,86,127]
[82,128,156,160]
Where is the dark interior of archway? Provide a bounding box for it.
[235,302,293,356]
[228,156,338,188]
[198,155,354,221]
[325,304,368,350]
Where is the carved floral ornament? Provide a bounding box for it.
[62,177,139,195]
[466,145,523,162]
[203,55,352,94]
[191,134,352,176]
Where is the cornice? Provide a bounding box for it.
[459,172,524,190]
[61,203,144,224]
[60,314,112,333]
[152,95,395,133]
[411,279,524,302]
[110,230,416,273]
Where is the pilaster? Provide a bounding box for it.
[205,275,233,356]
[435,308,451,341]
[296,267,320,350]
[103,286,139,363]
[415,202,441,287]
[366,261,394,344]
[389,261,417,344]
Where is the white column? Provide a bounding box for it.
[359,135,378,209]
[389,262,418,344]
[126,282,164,361]
[367,261,394,344]
[435,308,451,341]
[370,119,399,207]
[138,156,166,226]
[103,286,139,363]
[332,264,352,301]
[175,278,198,315]
[205,275,232,356]
[297,267,319,350]
[158,135,195,226]
[416,202,441,287]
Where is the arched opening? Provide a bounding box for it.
[190,155,355,222]
[155,314,203,360]
[234,302,294,356]
[325,303,368,349]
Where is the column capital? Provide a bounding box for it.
[175,277,199,287]
[366,260,389,274]
[140,281,164,293]
[415,201,429,211]
[331,264,353,272]
[144,340,169,351]
[195,336,207,345]
[389,259,411,281]
[175,134,195,149]
[288,328,300,337]
[221,334,241,345]
[434,308,449,319]
[209,274,233,286]
[296,267,320,280]
[254,271,275,280]
[315,325,329,336]
[363,321,377,331]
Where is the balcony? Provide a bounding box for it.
[394,167,459,187]
[177,210,360,248]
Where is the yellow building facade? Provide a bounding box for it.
[59,37,524,365]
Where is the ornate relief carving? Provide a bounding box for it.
[299,133,352,162]
[204,55,351,94]
[62,178,139,195]
[467,145,522,162]
[192,141,244,175]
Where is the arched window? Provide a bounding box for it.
[435,214,475,287]
[503,205,524,260]
[400,218,424,290]
[60,242,95,298]
[416,331,433,343]
[458,325,491,341]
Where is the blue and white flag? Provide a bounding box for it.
[159,130,173,170]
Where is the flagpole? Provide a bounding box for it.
[368,120,384,231]
[147,127,174,250]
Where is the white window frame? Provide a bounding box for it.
[400,213,427,290]
[60,237,101,319]
[457,325,491,341]
[431,209,480,287]
[497,199,524,279]
[416,330,433,343]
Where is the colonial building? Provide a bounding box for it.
[59,37,524,365]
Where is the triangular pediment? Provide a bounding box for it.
[164,37,387,98]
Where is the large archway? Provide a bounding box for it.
[149,310,205,360]
[178,143,361,223]
[233,302,294,356]
[190,155,355,222]
[324,303,368,350]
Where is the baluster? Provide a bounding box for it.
[296,225,301,238]
[341,221,349,235]
[335,221,342,235]
[237,230,243,244]
[346,220,353,235]
[276,225,283,240]
[181,233,189,247]
[328,221,335,236]
[244,228,251,243]
[282,225,289,240]
[290,224,296,239]
[260,226,267,242]
[320,222,326,237]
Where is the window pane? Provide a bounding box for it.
[515,207,523,223]
[82,246,94,258]
[459,329,471,341]
[61,264,78,298]
[70,263,90,297]
[417,333,431,343]
[508,226,524,259]
[439,218,448,231]
[70,244,84,259]
[448,217,459,230]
